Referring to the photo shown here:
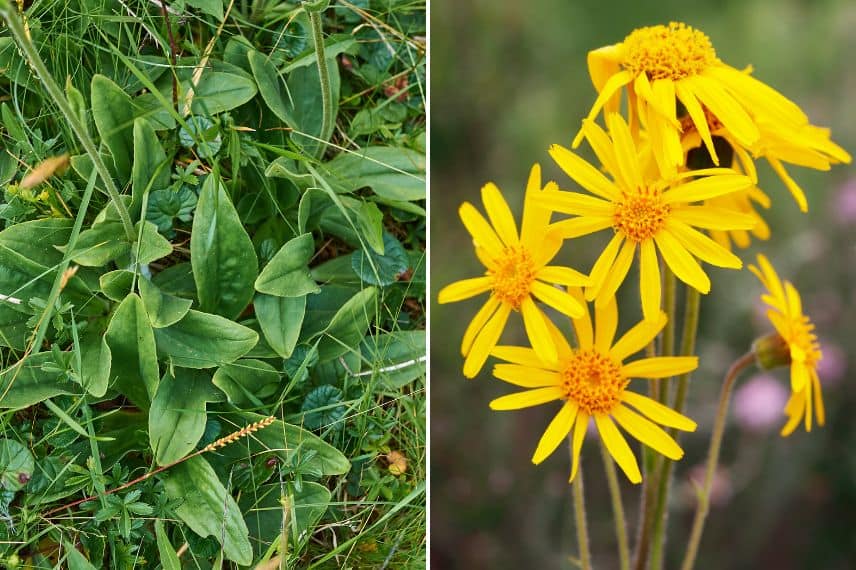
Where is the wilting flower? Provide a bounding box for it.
[576,21,850,187]
[749,254,825,436]
[540,113,754,320]
[438,165,589,378]
[488,290,697,483]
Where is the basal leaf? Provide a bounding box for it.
[105,294,159,409]
[134,220,173,264]
[248,49,293,124]
[132,118,170,215]
[98,270,134,302]
[149,368,223,465]
[212,359,280,406]
[313,286,378,362]
[0,218,73,266]
[155,519,182,570]
[162,456,252,566]
[192,173,258,319]
[360,330,425,389]
[351,231,409,286]
[139,276,192,328]
[323,146,425,202]
[190,72,257,115]
[254,233,319,297]
[153,309,258,368]
[79,331,112,397]
[254,293,305,359]
[285,59,340,157]
[0,352,75,408]
[0,439,35,492]
[91,74,134,183]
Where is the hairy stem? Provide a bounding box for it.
[680,352,755,570]
[572,458,592,570]
[308,7,333,153]
[601,438,630,570]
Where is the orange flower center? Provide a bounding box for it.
[489,246,536,310]
[613,188,670,242]
[560,349,627,415]
[788,314,822,368]
[621,22,718,81]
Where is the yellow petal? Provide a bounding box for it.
[689,74,759,146]
[666,220,742,269]
[463,303,511,378]
[594,239,636,303]
[621,356,698,379]
[783,281,803,317]
[549,217,613,239]
[610,312,666,361]
[612,405,684,460]
[655,231,711,294]
[537,266,590,286]
[481,182,519,247]
[586,234,625,301]
[581,119,620,177]
[461,297,500,356]
[790,361,809,393]
[534,189,613,217]
[489,386,564,410]
[569,288,594,349]
[459,202,504,256]
[594,296,618,353]
[606,113,643,189]
[438,276,493,304]
[813,373,825,427]
[663,174,752,204]
[521,297,558,364]
[706,65,807,126]
[491,346,544,368]
[569,411,589,482]
[549,144,620,201]
[672,206,757,230]
[639,240,661,322]
[573,70,633,148]
[768,157,809,212]
[493,364,559,388]
[532,402,578,464]
[532,281,585,318]
[595,414,642,484]
[780,391,804,437]
[675,81,718,165]
[521,164,552,246]
[621,391,697,431]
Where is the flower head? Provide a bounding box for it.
[578,21,850,186]
[438,165,589,378]
[749,254,825,436]
[541,113,754,320]
[489,289,698,483]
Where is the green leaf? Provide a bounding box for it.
[301,385,344,430]
[254,293,305,359]
[312,286,378,362]
[149,368,223,465]
[254,233,319,297]
[132,118,170,214]
[351,231,409,286]
[178,115,222,159]
[139,277,192,328]
[91,74,134,183]
[99,270,134,302]
[79,332,112,397]
[69,220,128,266]
[323,146,425,202]
[192,173,258,319]
[186,0,224,21]
[222,412,350,476]
[154,520,182,570]
[285,59,340,157]
[319,195,385,254]
[105,294,159,409]
[162,456,252,566]
[0,439,34,492]
[147,186,197,234]
[190,72,258,115]
[134,220,174,264]
[248,49,293,124]
[212,359,280,406]
[0,218,73,266]
[360,331,425,388]
[154,309,258,368]
[64,543,97,570]
[284,37,357,72]
[0,352,74,408]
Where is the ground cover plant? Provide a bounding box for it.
[0,0,425,567]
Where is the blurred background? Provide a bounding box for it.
[430,0,856,568]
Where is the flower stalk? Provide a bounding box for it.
[572,447,592,570]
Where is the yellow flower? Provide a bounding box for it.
[541,113,754,321]
[438,165,589,378]
[576,21,846,184]
[749,255,825,436]
[488,290,698,484]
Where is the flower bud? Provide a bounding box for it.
[752,332,791,370]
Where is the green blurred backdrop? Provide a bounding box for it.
[431,0,856,568]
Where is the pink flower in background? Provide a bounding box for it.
[832,177,856,225]
[733,374,789,433]
[684,465,732,508]
[816,341,846,386]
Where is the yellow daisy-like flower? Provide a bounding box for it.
[488,290,698,484]
[576,21,842,182]
[541,113,754,321]
[749,255,825,436]
[438,165,589,378]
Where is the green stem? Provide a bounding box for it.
[601,438,630,570]
[648,286,701,570]
[634,341,660,570]
[572,459,592,570]
[680,352,755,570]
[308,7,333,152]
[0,1,136,242]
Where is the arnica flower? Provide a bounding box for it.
[438,165,589,378]
[749,254,825,436]
[488,290,698,483]
[540,113,754,321]
[576,21,848,183]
